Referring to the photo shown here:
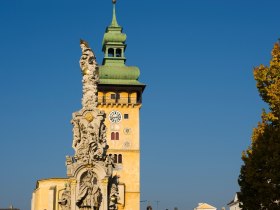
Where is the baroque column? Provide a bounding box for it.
[59,40,119,210]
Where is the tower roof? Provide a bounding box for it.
[110,0,119,27]
[99,0,145,88]
[102,0,127,49]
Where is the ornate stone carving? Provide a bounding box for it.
[76,170,102,210]
[58,183,71,210]
[71,110,108,165]
[64,40,122,210]
[72,118,81,149]
[79,39,99,109]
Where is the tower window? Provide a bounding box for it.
[111,132,119,140]
[116,48,122,57]
[118,154,122,163]
[108,48,114,57]
[115,132,119,140]
[111,132,115,140]
[114,154,118,163]
[124,114,129,119]
[111,154,123,164]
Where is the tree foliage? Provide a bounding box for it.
[238,43,280,210]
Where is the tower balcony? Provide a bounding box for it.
[98,96,141,106]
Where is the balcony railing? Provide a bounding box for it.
[98,96,141,105]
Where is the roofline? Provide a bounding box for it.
[36,177,68,182]
[34,177,69,190]
[98,83,146,92]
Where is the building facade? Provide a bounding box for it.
[227,193,241,210]
[31,1,144,210]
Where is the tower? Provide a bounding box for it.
[97,1,145,210]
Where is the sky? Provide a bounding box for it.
[0,0,280,210]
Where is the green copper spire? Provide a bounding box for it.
[110,0,119,27]
[102,0,127,66]
[98,0,145,87]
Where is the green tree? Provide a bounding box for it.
[238,42,280,210]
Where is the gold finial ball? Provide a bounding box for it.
[85,112,94,122]
[112,0,116,4]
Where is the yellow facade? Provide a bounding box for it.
[97,91,142,210]
[32,178,68,210]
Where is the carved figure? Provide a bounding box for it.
[99,122,107,145]
[109,176,120,210]
[72,119,81,148]
[75,145,89,164]
[76,171,102,210]
[58,183,71,210]
[80,40,95,75]
[106,154,115,176]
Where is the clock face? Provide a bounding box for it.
[109,110,122,123]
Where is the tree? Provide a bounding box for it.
[238,42,280,210]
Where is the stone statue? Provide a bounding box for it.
[105,154,115,176]
[108,176,120,210]
[72,118,81,148]
[76,171,102,210]
[58,183,71,210]
[64,39,120,210]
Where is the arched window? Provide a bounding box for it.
[118,154,122,163]
[111,132,115,140]
[114,154,118,163]
[115,132,119,140]
[108,48,114,57]
[116,48,122,57]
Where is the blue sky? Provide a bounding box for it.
[1,0,280,210]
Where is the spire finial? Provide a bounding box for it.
[110,0,119,27]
